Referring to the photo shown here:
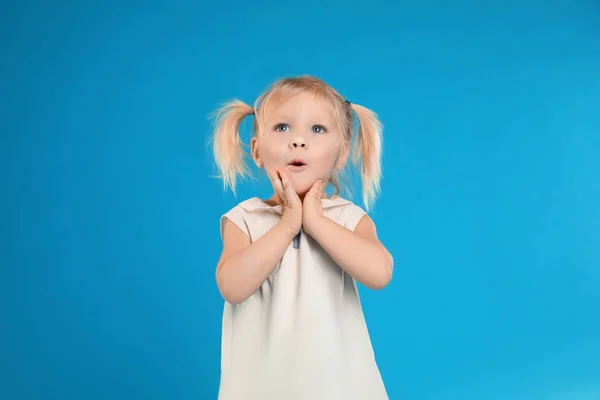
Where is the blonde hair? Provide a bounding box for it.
[208,75,383,210]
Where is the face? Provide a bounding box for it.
[251,91,347,197]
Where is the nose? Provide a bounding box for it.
[289,136,308,149]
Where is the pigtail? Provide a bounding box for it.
[349,103,383,211]
[209,99,254,195]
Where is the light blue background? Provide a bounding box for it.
[2,1,599,399]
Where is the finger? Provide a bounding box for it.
[280,172,298,207]
[270,170,285,199]
[277,170,295,207]
[286,179,297,207]
[315,180,323,200]
[306,179,320,198]
[319,180,326,199]
[270,170,283,194]
[278,169,289,190]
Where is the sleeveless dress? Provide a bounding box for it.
[217,196,388,400]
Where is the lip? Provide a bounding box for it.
[287,158,308,172]
[287,164,308,172]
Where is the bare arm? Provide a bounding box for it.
[306,215,393,290]
[216,220,296,304]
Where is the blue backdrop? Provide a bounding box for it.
[1,1,599,399]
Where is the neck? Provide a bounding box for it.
[264,191,307,206]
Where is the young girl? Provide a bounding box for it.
[210,75,393,400]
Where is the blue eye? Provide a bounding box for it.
[275,123,289,132]
[312,125,326,134]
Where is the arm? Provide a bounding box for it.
[216,220,296,304]
[306,214,393,290]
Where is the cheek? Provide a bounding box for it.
[257,141,287,166]
[313,142,343,169]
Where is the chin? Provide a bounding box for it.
[293,184,311,196]
[291,178,319,196]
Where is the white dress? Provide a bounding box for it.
[217,196,388,400]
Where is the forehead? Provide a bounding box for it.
[264,91,336,122]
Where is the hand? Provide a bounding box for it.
[302,179,326,236]
[268,169,302,238]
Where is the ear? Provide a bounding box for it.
[251,136,263,168]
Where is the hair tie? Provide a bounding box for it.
[345,100,351,105]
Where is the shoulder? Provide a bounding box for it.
[324,196,383,244]
[323,196,368,232]
[219,198,256,241]
[219,197,279,241]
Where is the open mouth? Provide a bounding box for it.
[288,159,307,167]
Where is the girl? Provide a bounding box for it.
[210,75,393,400]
